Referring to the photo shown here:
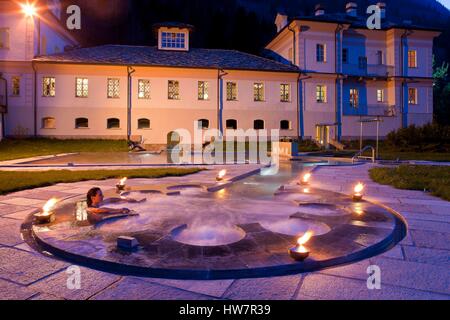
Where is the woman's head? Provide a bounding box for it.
[86,187,103,207]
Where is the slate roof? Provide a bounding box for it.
[33,45,299,73]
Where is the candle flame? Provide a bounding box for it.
[119,177,127,185]
[297,231,313,246]
[302,173,311,183]
[354,182,364,194]
[42,198,58,215]
[217,169,227,179]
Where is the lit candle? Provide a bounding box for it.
[352,182,365,202]
[298,173,311,186]
[216,169,227,182]
[289,231,313,261]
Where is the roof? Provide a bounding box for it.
[33,45,299,73]
[152,22,195,31]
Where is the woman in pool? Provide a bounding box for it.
[86,187,144,223]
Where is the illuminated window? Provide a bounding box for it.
[408,88,417,104]
[280,120,291,130]
[377,89,384,102]
[198,81,209,100]
[408,50,417,68]
[42,117,55,129]
[316,44,326,62]
[254,119,264,130]
[42,77,56,97]
[76,78,88,97]
[280,84,290,102]
[75,118,89,129]
[138,118,150,129]
[161,32,186,49]
[226,82,237,101]
[107,78,120,98]
[350,88,359,108]
[254,83,264,102]
[226,119,237,130]
[12,77,20,96]
[316,85,327,103]
[197,119,209,130]
[0,28,10,49]
[168,80,180,100]
[138,80,150,99]
[107,118,120,129]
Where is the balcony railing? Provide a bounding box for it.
[343,64,395,77]
[367,104,397,117]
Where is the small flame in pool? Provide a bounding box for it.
[354,182,364,194]
[296,231,313,253]
[119,177,127,186]
[301,173,311,184]
[42,198,58,215]
[216,169,227,180]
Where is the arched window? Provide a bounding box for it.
[42,117,55,129]
[138,118,150,129]
[226,119,237,130]
[253,119,264,130]
[197,119,209,130]
[280,120,291,130]
[107,118,120,129]
[75,117,89,129]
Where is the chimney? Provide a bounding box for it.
[377,2,386,19]
[345,2,358,17]
[275,13,289,32]
[315,4,325,16]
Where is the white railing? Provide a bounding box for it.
[367,104,397,117]
[343,64,395,77]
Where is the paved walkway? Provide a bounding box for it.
[0,163,449,300]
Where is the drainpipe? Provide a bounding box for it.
[127,66,136,141]
[0,73,7,139]
[297,74,312,141]
[217,69,228,136]
[288,24,296,65]
[334,24,344,141]
[400,29,413,128]
[32,61,37,137]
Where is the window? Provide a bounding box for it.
[408,50,417,68]
[377,89,384,103]
[377,50,383,65]
[254,83,264,102]
[138,80,150,99]
[254,120,264,130]
[358,56,367,69]
[168,80,180,100]
[280,120,291,130]
[316,44,326,62]
[198,81,209,100]
[226,119,237,130]
[42,77,56,97]
[42,117,55,129]
[350,88,359,108]
[226,82,237,101]
[280,84,290,102]
[342,48,348,64]
[316,85,327,103]
[76,78,88,97]
[161,32,186,49]
[107,78,120,98]
[408,88,418,104]
[138,118,150,129]
[75,117,89,129]
[12,77,20,96]
[107,118,120,129]
[197,119,209,130]
[0,28,10,49]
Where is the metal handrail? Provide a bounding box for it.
[352,145,376,163]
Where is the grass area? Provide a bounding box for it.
[0,168,203,195]
[369,165,450,201]
[0,138,128,162]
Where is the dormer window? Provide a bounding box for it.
[154,23,193,51]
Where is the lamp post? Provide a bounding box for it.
[21,2,40,56]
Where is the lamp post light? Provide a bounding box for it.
[20,2,41,56]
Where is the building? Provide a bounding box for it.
[0,1,441,147]
[266,2,441,146]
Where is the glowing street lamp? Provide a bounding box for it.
[21,2,37,17]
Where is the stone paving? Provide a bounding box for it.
[0,163,449,300]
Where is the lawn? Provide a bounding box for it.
[369,165,450,201]
[0,138,128,161]
[0,167,202,195]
